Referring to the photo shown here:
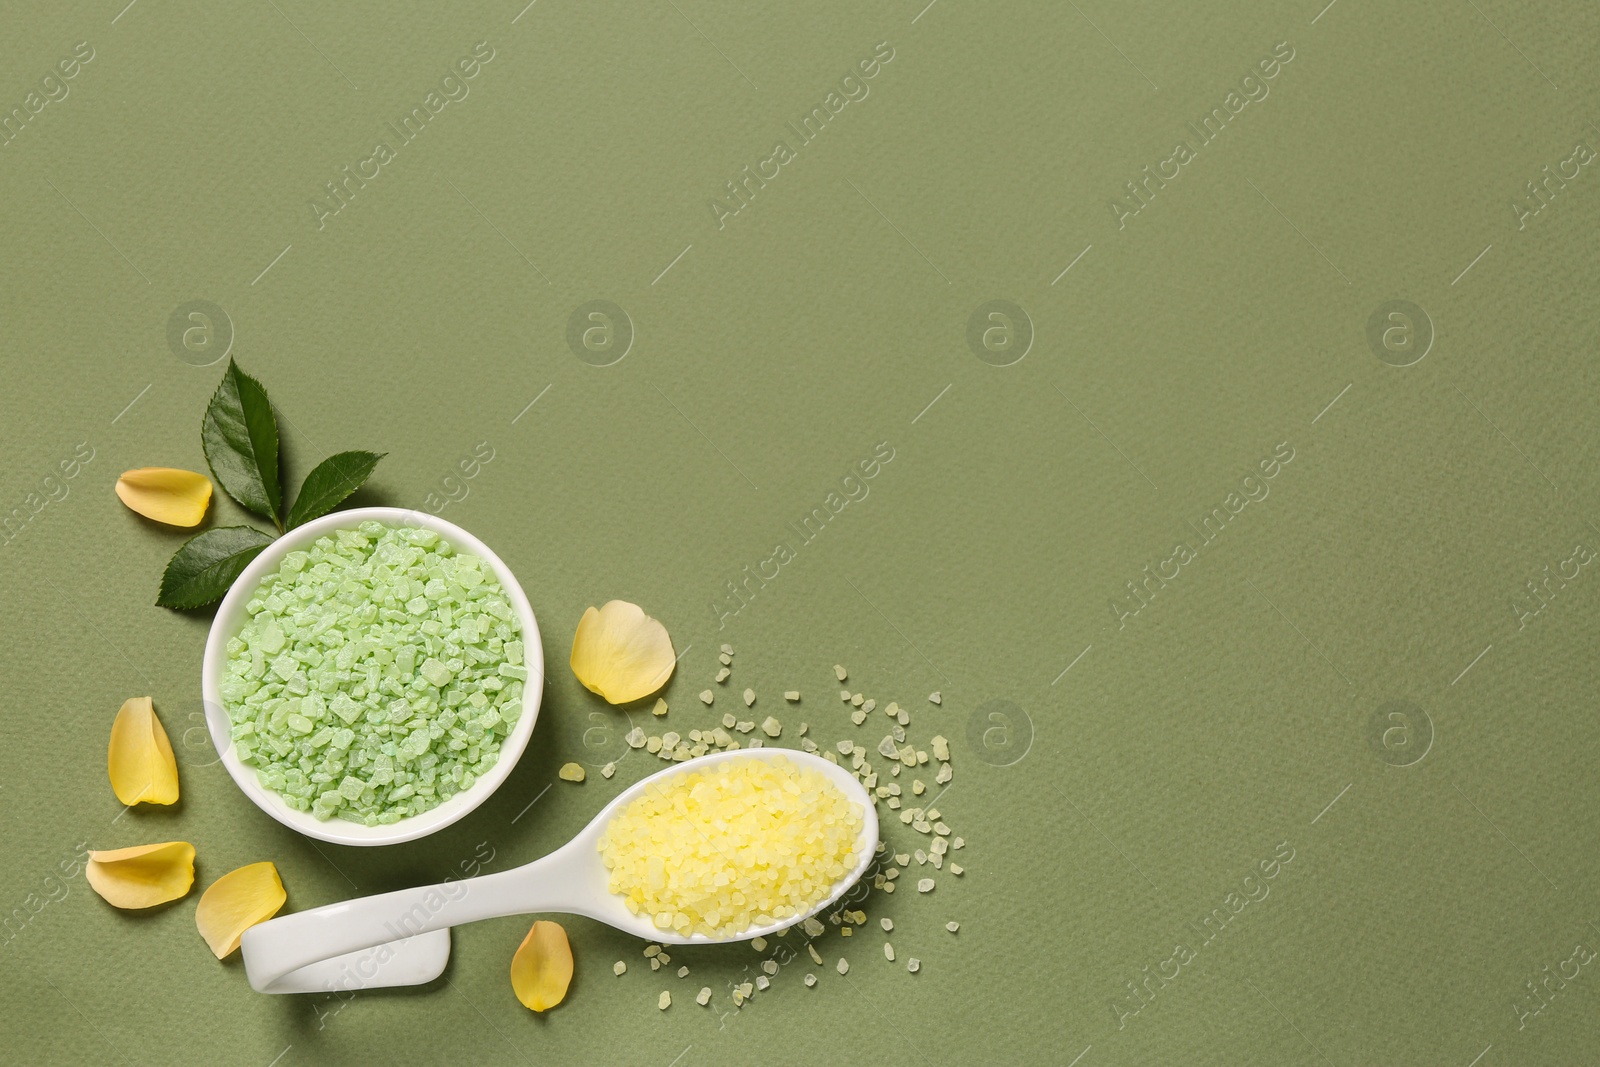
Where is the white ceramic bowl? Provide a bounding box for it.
[201,507,544,846]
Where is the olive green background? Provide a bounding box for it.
[4,1,1600,1064]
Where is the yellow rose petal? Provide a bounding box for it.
[115,467,213,527]
[108,696,180,806]
[86,842,195,910]
[195,861,287,958]
[510,920,573,1012]
[569,600,676,704]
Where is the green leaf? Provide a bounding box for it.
[157,526,276,609]
[201,359,283,526]
[286,451,385,529]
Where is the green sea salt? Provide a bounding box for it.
[220,520,525,825]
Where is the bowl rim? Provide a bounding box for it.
[200,507,544,847]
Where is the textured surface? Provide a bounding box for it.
[2,2,1599,1065]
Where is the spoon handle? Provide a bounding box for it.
[241,842,589,994]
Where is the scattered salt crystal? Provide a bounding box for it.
[837,958,849,974]
[614,961,627,975]
[658,991,671,1009]
[918,878,935,893]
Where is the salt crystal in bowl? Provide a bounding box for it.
[201,508,543,846]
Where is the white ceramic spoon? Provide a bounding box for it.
[241,748,879,994]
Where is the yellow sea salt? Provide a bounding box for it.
[597,756,864,938]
